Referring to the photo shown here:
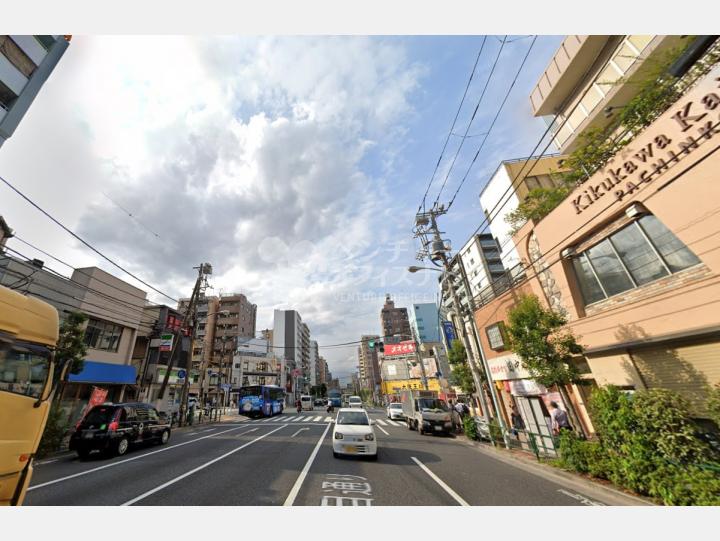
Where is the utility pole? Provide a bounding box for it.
[157,263,212,422]
[413,208,510,448]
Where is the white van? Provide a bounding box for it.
[300,395,314,411]
[348,396,363,409]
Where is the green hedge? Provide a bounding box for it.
[463,416,478,440]
[556,386,720,505]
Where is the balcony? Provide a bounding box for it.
[474,263,527,309]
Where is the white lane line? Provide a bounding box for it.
[376,425,390,436]
[411,456,469,506]
[122,425,288,506]
[34,458,58,465]
[557,489,605,506]
[283,422,332,506]
[312,416,322,422]
[291,428,310,438]
[28,425,247,491]
[184,432,198,436]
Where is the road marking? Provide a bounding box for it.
[122,425,288,506]
[312,416,322,422]
[386,419,400,426]
[557,489,605,506]
[411,456,469,506]
[28,425,248,491]
[291,428,310,438]
[325,416,333,423]
[34,459,58,465]
[375,419,388,426]
[376,425,390,436]
[283,422,333,506]
[185,432,198,436]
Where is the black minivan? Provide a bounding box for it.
[69,402,171,459]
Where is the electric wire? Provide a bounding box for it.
[0,172,178,303]
[432,35,508,208]
[418,37,488,213]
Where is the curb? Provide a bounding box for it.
[458,436,655,506]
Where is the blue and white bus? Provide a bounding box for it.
[238,385,285,417]
[327,389,342,408]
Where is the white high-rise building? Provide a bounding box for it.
[272,309,312,400]
[1,35,70,147]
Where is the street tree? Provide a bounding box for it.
[447,340,477,395]
[505,294,585,434]
[39,311,88,456]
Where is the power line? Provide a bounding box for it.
[446,36,538,210]
[433,35,508,208]
[12,234,161,305]
[418,37,488,213]
[102,192,162,240]
[0,172,178,303]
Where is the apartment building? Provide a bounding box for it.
[358,335,381,392]
[1,35,70,147]
[380,294,411,343]
[530,35,689,152]
[273,309,311,400]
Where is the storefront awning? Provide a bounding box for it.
[67,361,137,385]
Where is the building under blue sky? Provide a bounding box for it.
[409,302,441,344]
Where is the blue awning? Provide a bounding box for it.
[68,361,137,385]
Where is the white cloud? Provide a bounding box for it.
[42,36,426,377]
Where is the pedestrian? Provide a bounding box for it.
[510,405,524,437]
[548,401,572,436]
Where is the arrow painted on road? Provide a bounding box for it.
[291,428,310,438]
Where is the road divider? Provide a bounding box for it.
[121,424,289,505]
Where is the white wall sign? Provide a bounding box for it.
[486,353,531,381]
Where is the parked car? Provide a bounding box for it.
[314,398,324,407]
[69,402,171,459]
[332,408,377,459]
[386,403,404,420]
[348,395,363,409]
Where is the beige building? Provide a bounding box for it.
[530,35,689,152]
[515,62,720,421]
[380,294,412,343]
[358,335,380,392]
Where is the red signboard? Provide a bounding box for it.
[80,386,108,420]
[383,341,416,356]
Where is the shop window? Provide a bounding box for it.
[486,322,507,350]
[571,214,701,305]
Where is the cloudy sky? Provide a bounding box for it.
[0,35,563,380]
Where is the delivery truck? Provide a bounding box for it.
[400,389,452,436]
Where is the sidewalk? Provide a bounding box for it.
[457,434,655,506]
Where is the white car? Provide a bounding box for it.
[348,396,363,408]
[386,402,404,420]
[332,408,377,459]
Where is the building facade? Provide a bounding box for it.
[273,309,309,401]
[358,335,381,394]
[0,35,70,147]
[380,294,411,343]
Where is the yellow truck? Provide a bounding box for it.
[0,284,63,505]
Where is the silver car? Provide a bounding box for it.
[386,402,404,420]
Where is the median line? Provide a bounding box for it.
[411,456,469,506]
[283,422,332,506]
[122,424,289,505]
[28,425,247,491]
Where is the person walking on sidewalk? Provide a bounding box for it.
[548,401,572,436]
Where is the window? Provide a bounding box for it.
[486,323,506,350]
[0,338,51,399]
[571,215,701,305]
[84,318,123,352]
[0,80,17,111]
[34,35,56,50]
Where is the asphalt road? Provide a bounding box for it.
[25,409,610,506]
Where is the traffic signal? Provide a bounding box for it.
[368,339,384,352]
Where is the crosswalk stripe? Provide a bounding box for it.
[324,416,333,423]
[313,416,322,422]
[292,416,307,422]
[375,419,388,426]
[386,419,399,426]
